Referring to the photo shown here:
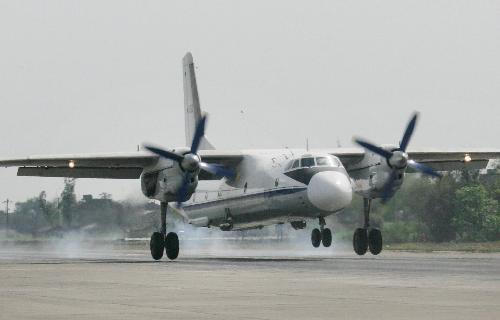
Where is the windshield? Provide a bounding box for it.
[300,158,315,167]
[316,157,332,166]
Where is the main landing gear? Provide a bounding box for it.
[353,198,383,256]
[311,217,332,248]
[150,202,179,261]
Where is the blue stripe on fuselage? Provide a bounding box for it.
[183,186,307,211]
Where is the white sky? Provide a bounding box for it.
[0,0,499,202]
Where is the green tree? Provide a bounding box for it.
[420,176,458,242]
[60,178,76,228]
[453,185,499,241]
[38,191,60,228]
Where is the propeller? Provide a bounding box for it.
[354,112,441,202]
[143,115,235,207]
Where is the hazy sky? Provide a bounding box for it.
[0,1,499,202]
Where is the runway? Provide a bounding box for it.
[0,242,499,320]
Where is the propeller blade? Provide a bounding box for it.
[354,138,393,159]
[380,171,397,203]
[200,162,236,179]
[168,203,190,221]
[176,174,191,208]
[190,115,207,154]
[144,145,184,163]
[408,160,442,178]
[399,112,418,151]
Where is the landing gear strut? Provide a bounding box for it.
[311,217,332,248]
[150,202,179,261]
[353,198,383,256]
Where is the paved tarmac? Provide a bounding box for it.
[0,241,499,320]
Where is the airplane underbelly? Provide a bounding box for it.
[183,187,317,230]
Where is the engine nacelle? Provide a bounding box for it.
[349,147,405,199]
[140,160,198,202]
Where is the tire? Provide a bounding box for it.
[368,228,383,255]
[311,228,321,248]
[353,228,368,256]
[150,232,164,260]
[165,232,179,260]
[322,228,332,247]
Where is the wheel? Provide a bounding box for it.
[311,228,321,248]
[321,228,332,247]
[368,228,383,255]
[165,232,179,260]
[150,232,164,260]
[353,228,368,255]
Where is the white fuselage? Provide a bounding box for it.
[177,149,353,230]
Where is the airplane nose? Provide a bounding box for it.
[307,171,352,212]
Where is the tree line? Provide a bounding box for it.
[0,178,161,239]
[338,168,499,243]
[0,167,499,243]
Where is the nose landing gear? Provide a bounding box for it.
[150,202,180,261]
[311,217,333,248]
[311,228,321,247]
[352,198,383,256]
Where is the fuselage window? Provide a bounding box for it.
[301,157,315,167]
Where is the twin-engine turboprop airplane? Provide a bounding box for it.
[1,53,499,260]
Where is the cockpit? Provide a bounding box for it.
[288,155,342,170]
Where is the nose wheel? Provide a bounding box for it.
[311,217,333,248]
[321,228,332,247]
[353,199,383,256]
[311,228,321,247]
[149,202,180,261]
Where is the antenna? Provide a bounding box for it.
[306,138,309,152]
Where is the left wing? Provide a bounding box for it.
[407,148,500,172]
[327,148,500,172]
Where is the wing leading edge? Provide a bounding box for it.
[0,150,244,180]
[0,152,158,179]
[328,148,500,172]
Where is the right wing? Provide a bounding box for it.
[0,150,244,180]
[0,152,158,179]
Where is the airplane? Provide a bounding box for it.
[1,52,499,260]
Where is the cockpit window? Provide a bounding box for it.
[287,156,342,170]
[332,157,341,167]
[316,157,332,166]
[301,157,315,167]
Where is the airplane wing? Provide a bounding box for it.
[328,148,365,167]
[406,148,500,172]
[0,152,158,179]
[328,148,500,172]
[0,150,244,180]
[198,150,244,180]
